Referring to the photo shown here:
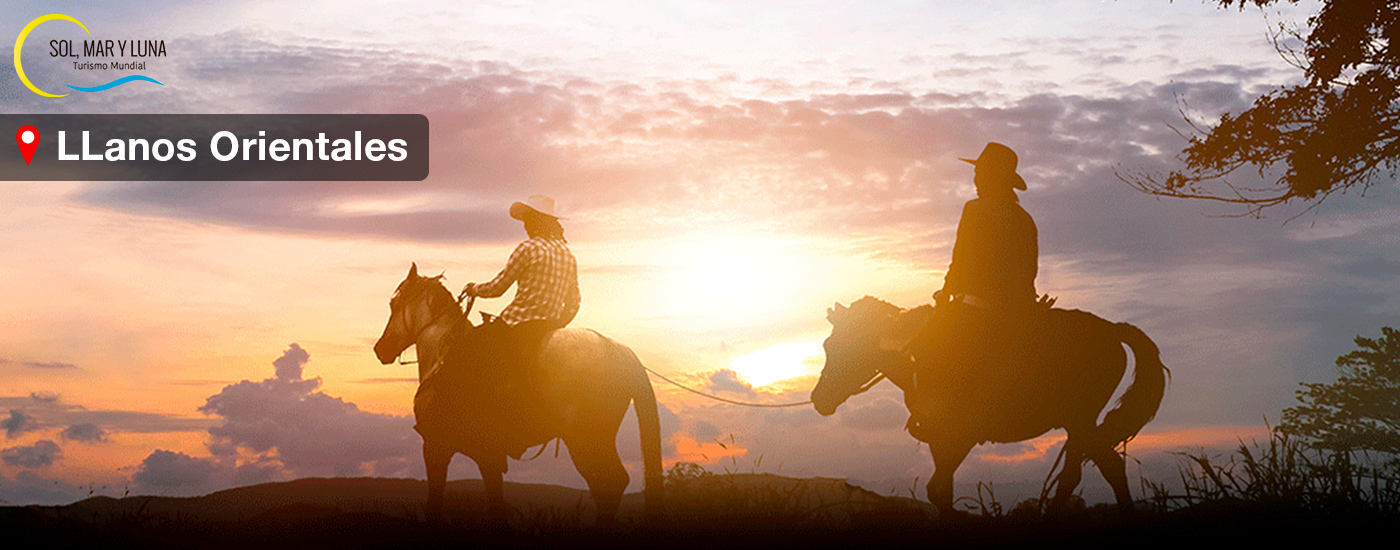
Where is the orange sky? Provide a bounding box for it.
[5,0,1394,507]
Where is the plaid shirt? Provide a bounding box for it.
[473,236,580,326]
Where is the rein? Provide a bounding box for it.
[396,279,889,410]
[395,290,474,366]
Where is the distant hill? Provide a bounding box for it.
[14,477,589,523]
[5,473,926,524]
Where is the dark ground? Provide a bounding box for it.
[0,476,1389,548]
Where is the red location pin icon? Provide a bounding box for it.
[16,125,40,166]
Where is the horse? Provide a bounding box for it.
[373,263,663,525]
[810,296,1167,515]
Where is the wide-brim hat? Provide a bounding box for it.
[960,142,1027,191]
[509,194,565,220]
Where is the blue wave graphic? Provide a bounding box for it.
[67,75,164,93]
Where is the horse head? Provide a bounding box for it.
[374,263,458,365]
[810,296,913,416]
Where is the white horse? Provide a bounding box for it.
[374,263,663,524]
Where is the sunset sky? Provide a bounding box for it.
[5,0,1397,507]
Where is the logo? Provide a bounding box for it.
[14,14,164,98]
[15,125,39,165]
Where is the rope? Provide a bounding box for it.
[642,366,887,409]
[642,366,812,407]
[400,284,889,409]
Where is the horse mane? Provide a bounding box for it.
[395,273,462,319]
[848,296,902,319]
[421,275,462,318]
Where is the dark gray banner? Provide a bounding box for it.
[1,114,429,181]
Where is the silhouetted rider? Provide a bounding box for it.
[458,194,579,455]
[909,142,1040,439]
[941,142,1038,308]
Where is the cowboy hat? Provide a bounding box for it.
[960,142,1027,191]
[509,194,566,220]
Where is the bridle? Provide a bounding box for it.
[391,278,474,364]
[818,311,905,404]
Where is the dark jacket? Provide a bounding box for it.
[943,197,1038,306]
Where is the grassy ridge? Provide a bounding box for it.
[3,436,1394,548]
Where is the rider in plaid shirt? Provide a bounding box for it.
[466,226,580,327]
[461,194,580,331]
[458,195,579,457]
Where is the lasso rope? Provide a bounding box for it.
[411,287,886,409]
[642,366,886,409]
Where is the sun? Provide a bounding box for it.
[727,340,824,388]
[587,225,892,387]
[645,231,814,329]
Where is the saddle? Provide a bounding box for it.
[413,316,558,461]
[905,293,1055,439]
[914,292,1054,366]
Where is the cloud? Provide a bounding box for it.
[707,369,756,395]
[1338,255,1400,279]
[616,401,682,463]
[65,35,1290,258]
[1,440,60,468]
[690,420,722,442]
[273,343,310,381]
[28,392,59,403]
[0,470,89,506]
[837,397,907,431]
[0,359,78,370]
[3,410,36,439]
[199,344,419,477]
[232,459,289,487]
[0,395,212,436]
[23,361,78,370]
[61,423,108,443]
[133,450,216,488]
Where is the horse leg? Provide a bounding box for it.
[1049,437,1086,513]
[926,440,974,518]
[479,458,510,527]
[423,440,452,524]
[1085,444,1134,515]
[566,437,629,528]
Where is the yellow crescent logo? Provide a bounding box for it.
[14,14,91,98]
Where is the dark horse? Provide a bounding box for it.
[810,296,1167,515]
[374,263,663,524]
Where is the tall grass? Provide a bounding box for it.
[661,460,933,530]
[1142,427,1400,514]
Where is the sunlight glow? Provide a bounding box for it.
[728,340,823,388]
[668,434,747,467]
[643,232,820,327]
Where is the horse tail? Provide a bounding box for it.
[1098,322,1169,447]
[614,341,665,518]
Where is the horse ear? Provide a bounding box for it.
[409,262,418,277]
[827,302,847,324]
